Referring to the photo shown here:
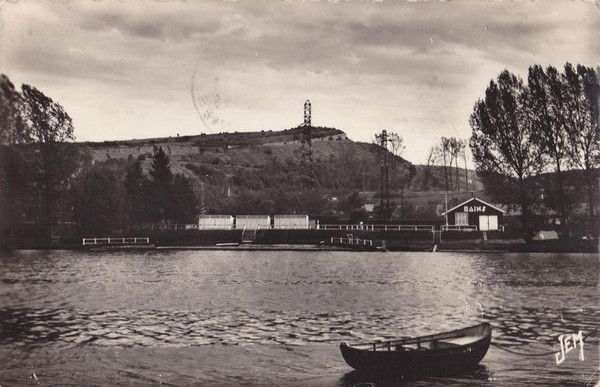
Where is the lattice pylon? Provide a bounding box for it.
[304,100,311,126]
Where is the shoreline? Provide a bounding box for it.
[3,229,597,254]
[2,240,597,254]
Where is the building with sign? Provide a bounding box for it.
[441,197,504,231]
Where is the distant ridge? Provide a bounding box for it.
[79,126,346,148]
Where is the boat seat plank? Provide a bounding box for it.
[437,336,480,346]
[397,336,482,351]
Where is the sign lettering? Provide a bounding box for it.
[463,205,486,213]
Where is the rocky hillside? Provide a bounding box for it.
[79,126,413,214]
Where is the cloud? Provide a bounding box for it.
[77,8,222,41]
[0,0,596,164]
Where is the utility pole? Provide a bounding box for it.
[444,191,448,226]
[300,100,314,189]
[200,182,207,215]
[463,146,469,192]
[376,130,391,221]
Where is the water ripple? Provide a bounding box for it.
[1,306,597,349]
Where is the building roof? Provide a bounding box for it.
[441,197,505,216]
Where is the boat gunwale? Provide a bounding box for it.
[341,322,491,350]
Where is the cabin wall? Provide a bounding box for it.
[235,215,271,229]
[273,215,309,229]
[198,215,235,229]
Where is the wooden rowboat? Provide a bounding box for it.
[340,323,492,376]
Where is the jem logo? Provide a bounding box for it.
[463,205,486,213]
[555,331,585,365]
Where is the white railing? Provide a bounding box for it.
[236,224,272,230]
[270,225,310,229]
[319,224,434,232]
[170,224,196,230]
[330,236,373,247]
[131,223,436,232]
[82,237,150,246]
[441,225,478,232]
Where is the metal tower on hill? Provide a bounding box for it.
[376,129,391,220]
[303,100,311,126]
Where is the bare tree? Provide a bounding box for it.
[439,137,451,191]
[437,137,465,191]
[387,132,406,158]
[422,145,439,190]
[445,137,465,190]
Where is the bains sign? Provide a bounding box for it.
[463,205,486,213]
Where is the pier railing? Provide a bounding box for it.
[319,224,434,232]
[441,225,478,231]
[135,223,440,232]
[330,236,373,247]
[82,237,150,246]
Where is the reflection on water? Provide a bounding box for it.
[340,365,492,387]
[0,250,598,385]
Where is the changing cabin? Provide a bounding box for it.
[198,215,235,230]
[441,197,504,231]
[273,214,309,229]
[235,215,271,230]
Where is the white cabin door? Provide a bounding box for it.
[479,215,489,231]
[478,215,498,231]
[488,215,498,230]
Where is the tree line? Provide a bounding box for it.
[469,63,599,238]
[72,147,198,235]
[0,74,198,239]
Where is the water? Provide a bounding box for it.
[0,250,598,385]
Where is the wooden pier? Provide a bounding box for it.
[82,237,151,247]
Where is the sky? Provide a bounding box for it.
[0,0,597,164]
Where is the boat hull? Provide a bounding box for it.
[340,323,491,376]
